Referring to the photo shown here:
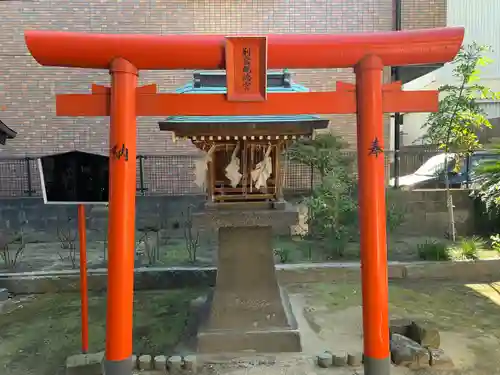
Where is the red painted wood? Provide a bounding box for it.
[25,28,464,70]
[56,89,438,117]
[226,36,268,102]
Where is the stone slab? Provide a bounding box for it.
[197,327,301,353]
[192,206,298,230]
[154,355,167,371]
[139,354,153,370]
[0,288,8,301]
[317,352,333,368]
[66,352,104,375]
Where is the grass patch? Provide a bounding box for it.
[275,235,500,264]
[136,237,212,267]
[304,281,500,335]
[0,289,205,375]
[159,238,194,265]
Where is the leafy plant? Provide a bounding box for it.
[0,230,26,270]
[56,216,77,269]
[417,239,450,261]
[289,134,358,258]
[448,236,484,260]
[287,134,353,182]
[490,234,500,253]
[420,42,499,241]
[182,205,200,264]
[471,144,500,210]
[288,133,406,259]
[386,190,407,232]
[273,247,291,264]
[136,224,161,266]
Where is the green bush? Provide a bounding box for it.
[417,240,450,261]
[273,247,291,264]
[490,234,500,253]
[448,236,484,260]
[287,133,406,259]
[386,190,407,232]
[288,134,358,258]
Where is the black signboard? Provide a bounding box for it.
[38,151,109,204]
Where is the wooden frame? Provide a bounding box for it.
[204,140,282,203]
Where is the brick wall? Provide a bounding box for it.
[0,0,446,158]
[401,0,447,30]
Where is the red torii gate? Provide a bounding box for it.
[25,27,463,375]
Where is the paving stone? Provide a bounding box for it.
[407,321,440,349]
[408,351,430,370]
[66,352,104,375]
[139,354,153,370]
[167,355,183,374]
[391,333,429,368]
[0,288,9,301]
[332,351,348,366]
[190,296,207,309]
[0,300,8,313]
[389,318,412,337]
[317,352,333,368]
[429,348,454,369]
[183,355,197,372]
[347,352,362,367]
[154,355,167,371]
[131,355,138,370]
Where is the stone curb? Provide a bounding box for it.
[66,353,197,375]
[2,259,500,295]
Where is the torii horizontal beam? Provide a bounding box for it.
[56,82,438,117]
[25,27,464,70]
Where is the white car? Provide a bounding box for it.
[389,151,500,189]
[389,153,457,189]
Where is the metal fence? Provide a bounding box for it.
[0,151,440,198]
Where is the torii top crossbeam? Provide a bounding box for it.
[25,27,463,70]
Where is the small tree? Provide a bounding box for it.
[289,133,406,258]
[288,134,359,258]
[420,42,498,241]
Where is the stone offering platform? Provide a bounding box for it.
[193,203,301,353]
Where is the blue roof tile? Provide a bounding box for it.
[164,74,320,124]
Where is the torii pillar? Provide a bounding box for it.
[24,27,463,375]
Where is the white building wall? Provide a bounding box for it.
[399,0,500,148]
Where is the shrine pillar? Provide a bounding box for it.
[354,55,390,375]
[105,58,138,375]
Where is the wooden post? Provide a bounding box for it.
[78,204,88,354]
[104,57,138,375]
[355,54,390,375]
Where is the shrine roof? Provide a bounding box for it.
[164,115,320,123]
[161,71,325,126]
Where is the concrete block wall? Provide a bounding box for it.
[0,188,477,244]
[392,189,475,237]
[0,195,206,242]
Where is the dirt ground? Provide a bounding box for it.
[1,280,500,375]
[0,237,213,273]
[193,281,500,375]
